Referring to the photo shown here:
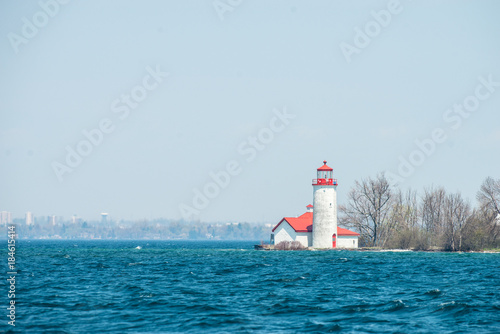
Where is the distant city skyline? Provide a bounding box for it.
[1,211,112,224]
[1,1,500,222]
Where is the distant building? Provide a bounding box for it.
[101,213,108,223]
[26,211,34,226]
[1,211,12,226]
[271,161,359,249]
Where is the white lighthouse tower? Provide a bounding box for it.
[312,161,338,248]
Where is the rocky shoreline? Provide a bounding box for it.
[255,244,500,253]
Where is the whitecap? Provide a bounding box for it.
[438,301,456,308]
[425,288,442,296]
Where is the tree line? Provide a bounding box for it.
[340,175,500,251]
[11,219,271,241]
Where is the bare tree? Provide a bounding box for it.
[477,177,500,244]
[341,173,392,247]
[443,192,471,251]
[420,187,446,247]
[461,209,491,251]
[386,189,419,249]
[477,177,500,215]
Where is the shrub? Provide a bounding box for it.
[275,240,306,250]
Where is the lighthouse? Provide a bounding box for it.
[312,161,338,248]
[271,160,358,249]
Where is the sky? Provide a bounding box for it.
[1,0,499,223]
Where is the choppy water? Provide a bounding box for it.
[2,240,500,333]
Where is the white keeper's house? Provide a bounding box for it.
[271,161,359,249]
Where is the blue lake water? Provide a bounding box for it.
[2,240,500,333]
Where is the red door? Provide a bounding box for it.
[332,234,336,248]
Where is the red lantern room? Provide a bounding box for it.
[312,160,338,186]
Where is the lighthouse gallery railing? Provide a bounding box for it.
[312,179,337,186]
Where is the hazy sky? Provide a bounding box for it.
[1,0,499,223]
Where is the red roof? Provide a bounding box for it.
[306,204,313,208]
[272,212,313,232]
[272,211,359,236]
[337,227,360,236]
[317,160,333,171]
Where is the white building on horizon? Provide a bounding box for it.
[71,215,82,224]
[1,211,12,226]
[26,211,34,226]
